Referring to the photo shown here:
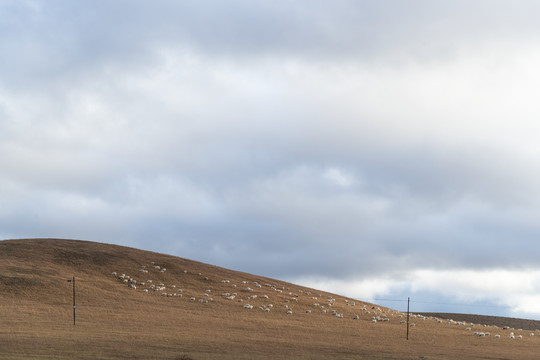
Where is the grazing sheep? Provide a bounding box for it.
[244,304,253,309]
[494,334,501,339]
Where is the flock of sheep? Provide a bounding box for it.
[110,261,540,341]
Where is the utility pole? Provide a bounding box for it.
[406,297,410,340]
[67,276,76,325]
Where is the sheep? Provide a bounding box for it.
[353,315,359,320]
[530,333,535,337]
[494,334,501,339]
[244,304,254,309]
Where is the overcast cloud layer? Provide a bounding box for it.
[2,0,540,318]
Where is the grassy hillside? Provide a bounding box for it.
[1,238,539,360]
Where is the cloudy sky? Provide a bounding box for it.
[3,0,540,318]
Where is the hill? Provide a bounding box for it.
[418,313,540,333]
[1,238,540,360]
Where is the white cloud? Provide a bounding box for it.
[296,268,540,318]
[4,1,540,318]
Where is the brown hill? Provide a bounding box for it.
[418,313,540,332]
[1,238,540,360]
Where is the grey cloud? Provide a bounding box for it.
[5,0,540,92]
[4,1,540,316]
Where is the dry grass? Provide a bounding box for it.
[1,238,539,359]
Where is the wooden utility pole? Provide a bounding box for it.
[406,297,410,340]
[67,276,75,325]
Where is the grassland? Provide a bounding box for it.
[1,238,539,359]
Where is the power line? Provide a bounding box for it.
[354,297,511,310]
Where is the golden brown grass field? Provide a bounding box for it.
[1,238,540,359]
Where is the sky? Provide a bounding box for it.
[2,0,540,318]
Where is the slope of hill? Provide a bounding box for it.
[418,313,540,332]
[1,238,539,360]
